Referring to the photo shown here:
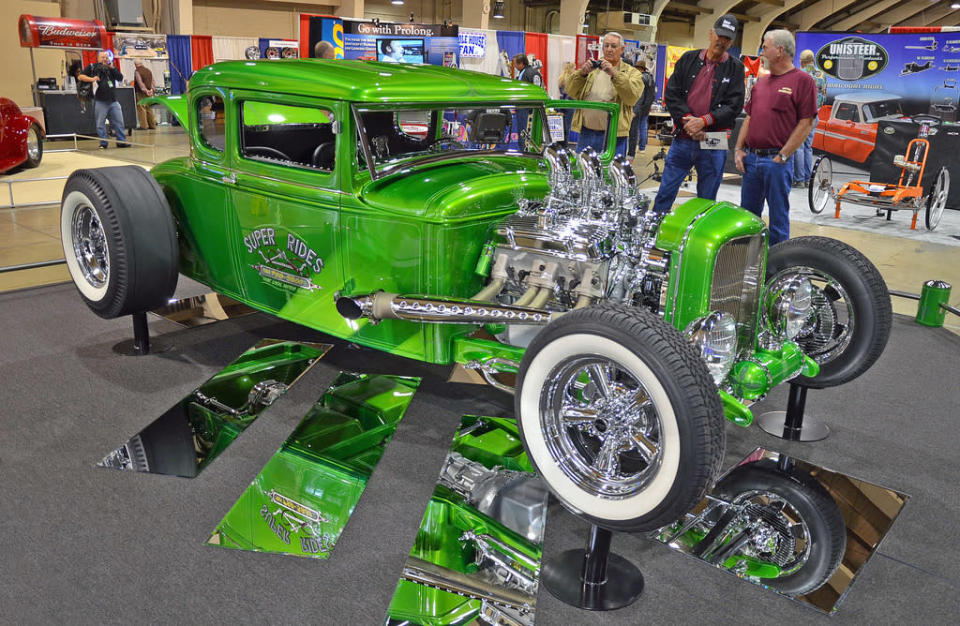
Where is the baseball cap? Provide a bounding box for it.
[714,14,738,39]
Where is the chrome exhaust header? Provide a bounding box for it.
[336,292,555,325]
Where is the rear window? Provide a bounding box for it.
[240,101,336,171]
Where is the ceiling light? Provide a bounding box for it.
[493,1,505,19]
[953,2,960,8]
[583,11,590,29]
[391,0,404,5]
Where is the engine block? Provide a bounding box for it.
[480,145,670,319]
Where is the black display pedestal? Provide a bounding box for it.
[541,525,643,611]
[114,312,152,356]
[757,382,829,441]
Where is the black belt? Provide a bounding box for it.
[745,147,782,156]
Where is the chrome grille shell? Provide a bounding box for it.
[710,234,765,356]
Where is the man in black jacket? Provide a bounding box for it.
[652,14,745,214]
[78,50,130,149]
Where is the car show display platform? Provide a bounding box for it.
[0,281,957,624]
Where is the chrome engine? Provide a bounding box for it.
[477,145,670,344]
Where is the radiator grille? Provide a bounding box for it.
[710,235,764,356]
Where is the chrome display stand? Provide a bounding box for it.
[541,525,643,610]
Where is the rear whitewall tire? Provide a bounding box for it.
[61,190,110,303]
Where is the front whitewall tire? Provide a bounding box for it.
[518,334,681,520]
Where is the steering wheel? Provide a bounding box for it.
[246,146,291,161]
[910,114,941,127]
[424,135,466,149]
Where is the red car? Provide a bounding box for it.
[812,92,904,164]
[0,97,44,173]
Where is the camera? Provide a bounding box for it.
[591,59,603,69]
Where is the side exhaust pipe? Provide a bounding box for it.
[336,292,555,325]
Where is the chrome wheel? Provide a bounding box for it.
[808,156,832,214]
[925,167,949,230]
[769,266,853,366]
[731,490,813,577]
[541,355,663,499]
[71,203,110,289]
[27,125,41,161]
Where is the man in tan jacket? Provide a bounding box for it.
[565,32,644,157]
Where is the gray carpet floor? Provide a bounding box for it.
[1,281,957,625]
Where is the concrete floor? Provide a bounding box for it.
[2,128,958,332]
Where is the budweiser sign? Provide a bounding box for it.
[19,15,107,50]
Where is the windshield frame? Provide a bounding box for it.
[351,102,550,180]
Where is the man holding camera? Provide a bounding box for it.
[565,32,643,158]
[78,50,130,149]
[652,15,745,214]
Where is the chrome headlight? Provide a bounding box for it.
[766,276,813,340]
[685,311,738,386]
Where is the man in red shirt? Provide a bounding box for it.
[734,30,817,245]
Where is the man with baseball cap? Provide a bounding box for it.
[653,14,745,214]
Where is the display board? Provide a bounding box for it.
[796,31,960,115]
[341,19,458,66]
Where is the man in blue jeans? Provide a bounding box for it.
[734,30,817,245]
[653,15,745,214]
[78,50,130,149]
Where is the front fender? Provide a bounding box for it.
[139,94,189,130]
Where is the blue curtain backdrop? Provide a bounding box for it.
[167,35,192,95]
[496,30,524,64]
[655,44,666,102]
[259,38,273,58]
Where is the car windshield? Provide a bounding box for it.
[863,100,902,121]
[355,105,547,174]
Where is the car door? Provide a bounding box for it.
[226,92,343,325]
[153,88,242,295]
[824,101,860,160]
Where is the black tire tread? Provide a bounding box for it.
[716,460,847,596]
[767,236,891,389]
[516,303,725,532]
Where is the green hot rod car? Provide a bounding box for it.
[60,60,892,533]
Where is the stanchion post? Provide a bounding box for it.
[132,312,150,355]
[916,280,951,327]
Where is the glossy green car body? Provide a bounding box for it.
[144,59,813,425]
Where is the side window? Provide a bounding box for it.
[834,103,860,123]
[240,101,336,171]
[198,95,225,152]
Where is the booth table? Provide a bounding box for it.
[37,88,136,138]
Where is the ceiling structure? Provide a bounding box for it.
[579,0,960,33]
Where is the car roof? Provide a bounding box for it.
[190,59,549,104]
[832,92,902,103]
